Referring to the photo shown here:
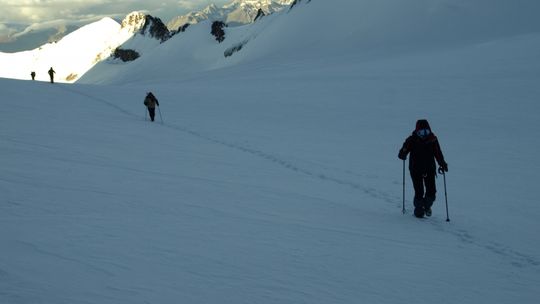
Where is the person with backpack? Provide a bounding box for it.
[144,92,160,122]
[31,71,36,80]
[398,119,448,218]
[48,67,55,83]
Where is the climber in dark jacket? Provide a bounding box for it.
[48,67,55,83]
[398,119,448,218]
[143,92,160,122]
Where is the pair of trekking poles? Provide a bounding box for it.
[402,160,450,222]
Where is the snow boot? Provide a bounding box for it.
[424,196,435,217]
[413,196,425,218]
[414,207,425,218]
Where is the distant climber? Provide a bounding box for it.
[48,67,55,83]
[30,71,36,80]
[143,92,160,122]
[398,119,448,218]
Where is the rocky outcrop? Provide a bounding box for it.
[121,12,147,33]
[224,40,249,57]
[141,15,171,42]
[211,21,227,43]
[290,0,311,10]
[254,8,266,21]
[177,23,191,34]
[113,48,140,62]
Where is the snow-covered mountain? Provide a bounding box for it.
[3,0,540,85]
[121,12,171,42]
[0,0,294,84]
[0,12,169,83]
[80,0,540,85]
[167,0,294,31]
[0,0,295,84]
[2,0,540,303]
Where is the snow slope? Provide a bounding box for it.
[0,17,131,83]
[80,0,540,85]
[2,0,540,303]
[0,12,164,84]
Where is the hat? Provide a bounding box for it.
[415,119,431,131]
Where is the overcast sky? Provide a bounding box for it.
[0,0,228,44]
[0,0,230,24]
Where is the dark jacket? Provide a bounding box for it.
[144,92,159,109]
[399,120,447,174]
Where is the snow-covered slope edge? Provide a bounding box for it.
[0,12,169,83]
[0,18,128,83]
[79,0,540,85]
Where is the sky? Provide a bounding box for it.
[0,0,229,45]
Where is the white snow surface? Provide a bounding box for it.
[2,1,540,303]
[0,15,145,84]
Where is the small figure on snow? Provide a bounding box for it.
[144,92,160,122]
[398,119,448,218]
[31,71,36,80]
[48,67,55,83]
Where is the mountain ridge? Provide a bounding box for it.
[167,0,294,31]
[0,11,169,83]
[2,0,540,85]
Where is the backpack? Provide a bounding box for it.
[144,95,152,106]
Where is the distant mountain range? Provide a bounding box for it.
[0,0,293,53]
[167,0,294,31]
[0,21,89,53]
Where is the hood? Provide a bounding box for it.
[415,119,432,132]
[413,119,437,141]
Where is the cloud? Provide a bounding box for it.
[0,0,229,24]
[0,23,17,43]
[1,1,127,23]
[177,0,213,10]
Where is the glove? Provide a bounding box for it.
[398,149,407,160]
[438,162,448,174]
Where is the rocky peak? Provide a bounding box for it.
[121,12,147,33]
[141,15,171,42]
[167,0,295,30]
[121,12,171,42]
[202,4,220,15]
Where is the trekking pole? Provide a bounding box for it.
[439,168,450,222]
[158,106,164,124]
[402,159,406,214]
